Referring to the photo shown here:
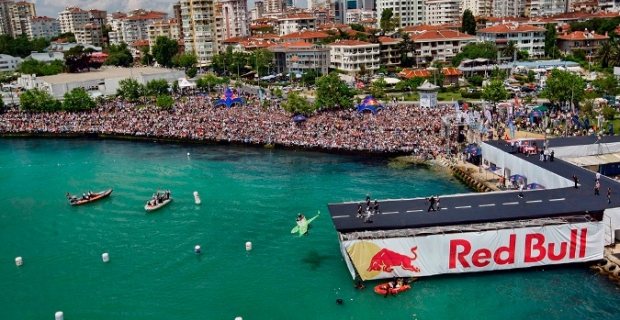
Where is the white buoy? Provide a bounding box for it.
[55,311,64,320]
[235,317,242,320]
[102,253,109,262]
[246,242,252,251]
[193,191,201,205]
[195,245,201,254]
[187,152,190,156]
[15,257,23,266]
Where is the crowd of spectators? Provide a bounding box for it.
[0,92,457,158]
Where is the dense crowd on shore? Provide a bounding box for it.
[0,92,457,157]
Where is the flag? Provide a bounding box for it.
[484,109,492,124]
[258,88,264,101]
[463,102,469,111]
[508,119,515,139]
[514,96,519,106]
[454,100,460,113]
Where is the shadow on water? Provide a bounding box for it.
[301,250,331,270]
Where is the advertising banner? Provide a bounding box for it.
[342,222,604,280]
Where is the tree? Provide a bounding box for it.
[467,75,484,87]
[20,88,61,112]
[172,51,198,70]
[592,73,619,96]
[140,46,153,66]
[62,87,96,112]
[156,95,175,109]
[196,73,220,92]
[230,51,248,78]
[399,33,415,67]
[372,78,387,98]
[542,69,586,108]
[460,10,476,35]
[452,42,498,66]
[152,36,179,68]
[301,69,318,86]
[104,43,133,67]
[145,79,170,96]
[503,41,519,61]
[481,79,509,111]
[18,59,63,76]
[350,24,365,32]
[595,40,619,68]
[248,48,274,76]
[380,8,400,31]
[187,67,197,78]
[64,45,94,73]
[314,72,354,110]
[544,24,558,58]
[117,78,142,102]
[526,70,536,83]
[281,90,313,115]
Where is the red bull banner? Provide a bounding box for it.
[342,222,604,280]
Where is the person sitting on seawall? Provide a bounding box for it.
[82,193,89,200]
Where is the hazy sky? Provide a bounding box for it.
[32,0,310,18]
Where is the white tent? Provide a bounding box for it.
[371,77,400,85]
[178,78,196,88]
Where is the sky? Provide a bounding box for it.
[32,0,310,18]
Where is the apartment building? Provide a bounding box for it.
[27,16,60,40]
[407,29,478,66]
[280,30,329,43]
[277,13,317,36]
[529,0,566,17]
[264,0,283,12]
[345,9,376,24]
[75,23,103,45]
[425,0,460,26]
[6,1,35,37]
[269,42,330,75]
[461,0,492,17]
[148,19,181,49]
[477,23,546,58]
[378,36,402,68]
[181,0,219,66]
[108,11,168,45]
[88,9,107,26]
[219,0,249,40]
[556,30,609,55]
[0,53,20,71]
[491,0,526,18]
[0,0,11,35]
[327,39,380,75]
[375,0,425,29]
[59,6,90,34]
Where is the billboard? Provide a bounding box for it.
[341,222,604,280]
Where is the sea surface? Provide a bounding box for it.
[1,138,620,320]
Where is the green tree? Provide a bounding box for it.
[152,36,179,68]
[172,51,198,70]
[595,40,619,68]
[503,41,519,61]
[467,75,484,87]
[117,78,142,102]
[350,24,365,32]
[379,8,394,31]
[481,79,509,110]
[452,42,498,66]
[314,72,354,110]
[19,59,62,76]
[20,89,60,112]
[187,67,197,78]
[230,51,248,78]
[145,79,170,96]
[526,70,536,83]
[460,9,476,35]
[544,24,558,58]
[248,48,274,76]
[156,95,175,109]
[281,90,313,115]
[398,33,415,67]
[542,69,586,108]
[53,32,76,43]
[62,87,96,112]
[140,46,153,66]
[301,69,318,86]
[490,67,508,80]
[196,73,220,92]
[372,78,387,98]
[104,43,133,67]
[592,73,619,96]
[64,45,95,73]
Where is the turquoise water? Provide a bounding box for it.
[1,138,620,320]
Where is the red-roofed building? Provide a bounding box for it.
[327,39,380,75]
[477,23,546,58]
[398,67,463,85]
[378,37,402,68]
[277,13,317,36]
[280,30,330,43]
[269,42,330,76]
[75,23,104,46]
[27,16,60,40]
[316,22,350,31]
[556,30,609,56]
[109,10,168,45]
[405,29,478,66]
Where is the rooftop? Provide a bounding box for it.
[38,67,178,84]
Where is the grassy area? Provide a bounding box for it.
[437,92,463,102]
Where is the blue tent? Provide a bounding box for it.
[293,115,307,122]
[526,183,545,189]
[214,89,245,108]
[509,174,527,183]
[464,145,481,155]
[530,110,543,118]
[356,96,384,114]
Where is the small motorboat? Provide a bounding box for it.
[68,189,113,206]
[145,198,172,211]
[374,283,411,296]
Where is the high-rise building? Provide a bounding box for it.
[219,0,249,40]
[376,0,425,29]
[181,0,218,65]
[529,0,566,16]
[8,1,36,37]
[27,16,60,40]
[425,0,460,26]
[88,9,107,26]
[59,7,90,34]
[264,0,283,12]
[108,10,168,45]
[0,0,12,36]
[172,2,183,38]
[492,0,521,17]
[461,0,491,17]
[148,19,181,50]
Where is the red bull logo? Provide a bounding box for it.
[367,247,421,273]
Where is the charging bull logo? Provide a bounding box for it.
[367,247,421,273]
